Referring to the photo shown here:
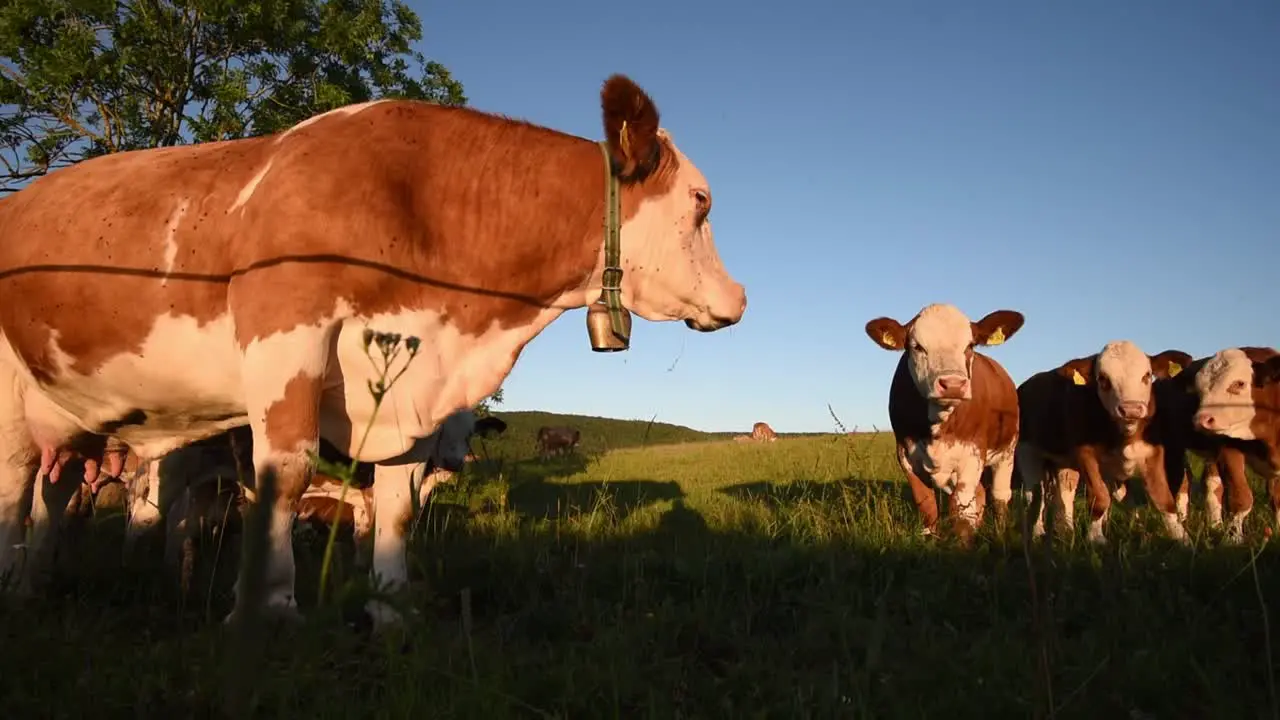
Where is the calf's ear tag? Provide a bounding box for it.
[1167,361,1182,378]
[1072,370,1087,386]
[987,327,1005,346]
[881,331,896,348]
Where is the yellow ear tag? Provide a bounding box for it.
[1072,369,1087,386]
[1167,361,1182,378]
[986,327,1005,346]
[619,120,631,160]
[881,331,896,348]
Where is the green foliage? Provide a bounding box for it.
[0,0,466,192]
[473,386,504,418]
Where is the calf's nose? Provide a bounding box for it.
[1195,412,1217,431]
[936,375,969,397]
[1118,402,1146,420]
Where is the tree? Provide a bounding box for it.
[474,386,503,418]
[0,0,466,193]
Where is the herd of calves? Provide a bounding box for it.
[864,302,1280,546]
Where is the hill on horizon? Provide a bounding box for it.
[473,409,878,460]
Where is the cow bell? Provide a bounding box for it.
[587,300,631,352]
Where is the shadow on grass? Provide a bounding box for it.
[3,478,1280,720]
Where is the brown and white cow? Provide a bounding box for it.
[751,421,778,442]
[1178,347,1280,538]
[864,303,1024,540]
[1017,341,1193,545]
[0,74,746,625]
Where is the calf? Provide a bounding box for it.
[1017,341,1193,544]
[864,303,1024,539]
[1176,347,1280,539]
[751,422,778,442]
[537,426,581,458]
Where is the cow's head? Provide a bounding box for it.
[1192,348,1280,440]
[1056,341,1191,435]
[600,75,747,333]
[425,409,480,475]
[865,304,1024,406]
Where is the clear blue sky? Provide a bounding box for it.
[412,0,1279,433]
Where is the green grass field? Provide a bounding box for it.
[2,412,1278,719]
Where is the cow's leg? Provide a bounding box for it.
[24,459,87,590]
[1202,459,1224,529]
[224,334,332,625]
[350,488,375,572]
[124,460,165,560]
[1268,472,1280,536]
[1220,448,1253,544]
[989,446,1015,530]
[0,427,38,592]
[897,445,939,537]
[1140,450,1189,544]
[1016,444,1050,539]
[1059,468,1085,539]
[368,458,427,628]
[949,458,985,544]
[1174,467,1192,525]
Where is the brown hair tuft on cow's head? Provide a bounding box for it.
[1056,355,1097,386]
[601,74,662,182]
[865,317,908,351]
[970,310,1024,347]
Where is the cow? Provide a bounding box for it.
[864,303,1024,541]
[751,422,778,442]
[1017,341,1194,545]
[0,73,747,627]
[1169,347,1280,540]
[537,426,581,459]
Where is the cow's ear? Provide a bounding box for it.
[601,75,661,183]
[1056,355,1096,387]
[1254,356,1280,387]
[1149,350,1193,380]
[865,317,907,351]
[972,310,1024,347]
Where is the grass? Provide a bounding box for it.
[2,420,1278,720]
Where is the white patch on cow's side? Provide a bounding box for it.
[904,304,976,404]
[36,313,245,459]
[227,158,276,216]
[161,199,190,284]
[609,133,746,331]
[276,100,388,142]
[1094,340,1156,434]
[1194,348,1258,441]
[321,305,567,462]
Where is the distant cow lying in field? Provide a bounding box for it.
[864,303,1024,540]
[1017,341,1193,545]
[751,422,778,442]
[537,426,581,459]
[1162,347,1280,541]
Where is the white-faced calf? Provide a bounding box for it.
[1017,341,1193,544]
[1178,347,1280,538]
[864,303,1024,541]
